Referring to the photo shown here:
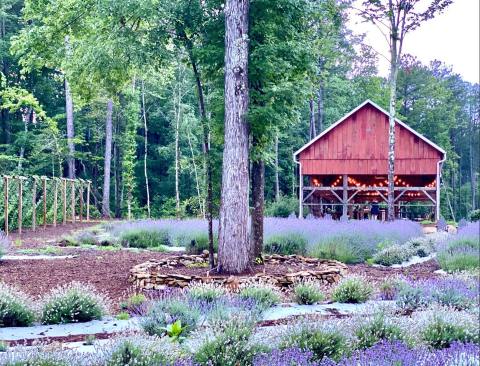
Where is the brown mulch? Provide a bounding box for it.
[6,221,107,250]
[349,259,441,282]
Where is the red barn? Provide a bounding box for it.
[294,100,446,221]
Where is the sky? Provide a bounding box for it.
[348,0,480,83]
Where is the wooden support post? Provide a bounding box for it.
[4,176,9,235]
[298,164,303,219]
[18,178,23,235]
[79,181,83,223]
[86,181,91,222]
[342,174,348,219]
[32,178,36,230]
[62,179,67,225]
[53,179,58,227]
[42,177,47,229]
[436,165,441,222]
[71,180,75,223]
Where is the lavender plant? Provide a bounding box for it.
[253,348,319,366]
[40,282,110,324]
[332,276,373,303]
[293,279,325,305]
[437,223,480,272]
[354,313,405,349]
[239,282,281,309]
[0,231,10,259]
[187,282,225,303]
[0,282,35,327]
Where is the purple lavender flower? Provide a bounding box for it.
[253,348,320,366]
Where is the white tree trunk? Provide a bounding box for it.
[141,81,151,218]
[218,0,250,274]
[64,36,75,179]
[174,72,182,219]
[102,99,113,217]
[187,126,204,218]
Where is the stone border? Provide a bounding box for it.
[130,253,347,290]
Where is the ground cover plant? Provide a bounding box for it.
[437,222,480,272]
[332,275,373,303]
[292,279,325,305]
[0,282,35,327]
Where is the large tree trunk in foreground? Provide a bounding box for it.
[102,99,113,217]
[251,158,264,260]
[218,0,250,274]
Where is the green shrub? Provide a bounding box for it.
[332,276,373,303]
[310,238,371,264]
[120,229,171,249]
[0,282,35,327]
[187,283,225,303]
[120,293,147,311]
[194,319,263,366]
[106,340,167,366]
[239,283,281,309]
[355,314,404,349]
[280,326,348,361]
[141,298,200,336]
[395,284,429,311]
[40,282,110,324]
[437,239,480,272]
[421,317,478,349]
[184,233,218,255]
[468,209,480,222]
[265,196,299,218]
[264,233,307,255]
[372,244,414,266]
[293,280,324,305]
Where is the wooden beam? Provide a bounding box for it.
[86,181,91,222]
[303,187,318,203]
[4,176,8,235]
[375,190,388,203]
[299,165,303,219]
[32,178,36,231]
[342,174,348,219]
[18,178,23,235]
[422,189,436,204]
[394,190,407,203]
[347,190,360,203]
[42,177,47,229]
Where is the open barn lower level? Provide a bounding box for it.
[299,174,440,221]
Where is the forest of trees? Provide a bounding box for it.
[0,0,478,226]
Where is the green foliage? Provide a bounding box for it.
[437,239,480,272]
[332,276,373,304]
[120,229,171,249]
[187,283,225,303]
[264,233,307,256]
[0,283,36,327]
[184,233,218,255]
[141,298,199,336]
[265,197,299,218]
[194,319,261,366]
[106,340,167,366]
[239,283,281,309]
[395,284,429,312]
[280,326,348,361]
[421,317,478,349]
[468,210,480,221]
[115,312,130,320]
[162,319,186,342]
[355,314,404,349]
[40,282,109,325]
[120,293,147,311]
[372,244,414,266]
[292,280,324,305]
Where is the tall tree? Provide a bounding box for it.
[218,0,250,274]
[102,98,113,217]
[361,0,452,221]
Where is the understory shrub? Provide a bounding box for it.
[239,283,281,309]
[184,233,218,255]
[468,209,480,221]
[332,276,373,303]
[281,325,348,361]
[310,239,368,264]
[141,298,200,336]
[372,244,414,266]
[194,319,261,366]
[293,280,324,305]
[0,282,35,327]
[187,282,225,303]
[355,314,404,349]
[265,196,299,218]
[421,316,478,349]
[41,282,110,324]
[120,228,171,248]
[264,233,307,255]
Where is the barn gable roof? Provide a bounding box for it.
[293,99,446,157]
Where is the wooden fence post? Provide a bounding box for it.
[42,177,47,229]
[62,179,67,225]
[32,177,36,231]
[4,176,9,235]
[71,179,75,223]
[79,180,83,223]
[53,179,58,227]
[18,177,23,235]
[86,181,91,222]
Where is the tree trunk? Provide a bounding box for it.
[113,115,122,218]
[309,98,316,140]
[274,131,280,201]
[387,38,399,221]
[102,99,113,217]
[317,81,324,133]
[187,126,204,218]
[251,158,264,260]
[141,81,151,218]
[469,107,477,211]
[64,36,75,179]
[218,0,250,274]
[174,73,182,219]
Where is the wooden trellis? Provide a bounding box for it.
[1,175,92,235]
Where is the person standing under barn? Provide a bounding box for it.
[371,201,380,220]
